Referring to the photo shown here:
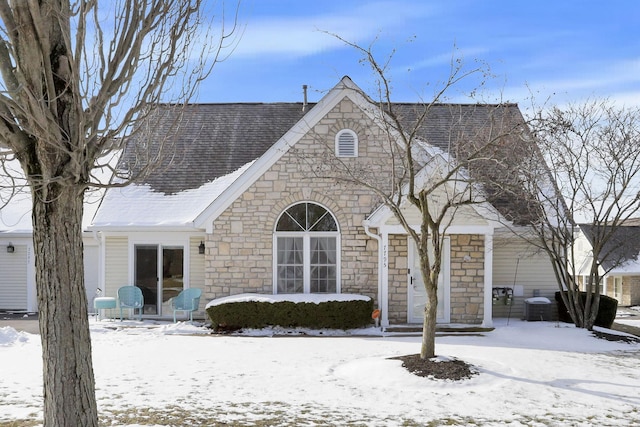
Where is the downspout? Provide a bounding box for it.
[363,219,388,327]
[93,231,105,299]
[483,232,494,328]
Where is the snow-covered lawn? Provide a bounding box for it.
[1,318,640,426]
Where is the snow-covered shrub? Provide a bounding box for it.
[206,294,374,331]
[555,291,618,328]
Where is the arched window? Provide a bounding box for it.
[274,202,340,294]
[335,129,358,157]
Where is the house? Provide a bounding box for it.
[89,76,559,326]
[575,223,640,306]
[0,189,101,312]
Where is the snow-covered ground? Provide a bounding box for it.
[1,317,639,426]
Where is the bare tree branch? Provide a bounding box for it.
[295,35,523,359]
[500,99,640,329]
[0,1,242,424]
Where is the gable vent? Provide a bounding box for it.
[335,129,358,157]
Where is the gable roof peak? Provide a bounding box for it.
[339,75,356,86]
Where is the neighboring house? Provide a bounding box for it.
[575,223,640,306]
[89,76,559,326]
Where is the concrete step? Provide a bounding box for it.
[384,325,494,334]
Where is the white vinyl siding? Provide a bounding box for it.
[189,237,206,318]
[189,237,205,287]
[83,245,100,311]
[105,237,129,299]
[492,238,558,318]
[0,245,28,310]
[384,201,489,228]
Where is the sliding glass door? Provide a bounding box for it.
[134,244,184,316]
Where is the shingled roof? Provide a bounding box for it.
[390,103,525,153]
[120,101,526,196]
[121,103,315,194]
[580,224,640,271]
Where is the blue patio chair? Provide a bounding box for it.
[118,286,144,321]
[171,288,202,322]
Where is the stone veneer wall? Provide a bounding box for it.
[579,275,640,307]
[604,275,640,306]
[619,277,628,306]
[385,234,486,325]
[203,97,392,307]
[201,94,489,324]
[603,276,620,305]
[449,234,485,324]
[628,276,640,306]
[387,234,408,324]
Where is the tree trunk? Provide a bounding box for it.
[420,278,438,359]
[419,228,441,360]
[32,184,98,427]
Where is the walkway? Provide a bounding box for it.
[2,309,640,337]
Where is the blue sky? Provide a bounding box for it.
[197,0,640,109]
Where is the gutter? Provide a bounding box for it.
[87,225,203,233]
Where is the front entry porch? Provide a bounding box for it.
[379,231,493,328]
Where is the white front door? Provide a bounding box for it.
[408,238,450,324]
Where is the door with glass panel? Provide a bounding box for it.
[134,244,184,315]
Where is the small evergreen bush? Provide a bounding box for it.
[555,291,618,328]
[206,297,374,331]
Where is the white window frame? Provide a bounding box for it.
[613,276,622,299]
[335,129,358,158]
[273,202,341,294]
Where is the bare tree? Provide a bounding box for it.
[513,99,640,329]
[0,1,238,425]
[309,36,527,359]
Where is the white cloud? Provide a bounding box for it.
[398,46,491,72]
[233,1,436,59]
[489,56,640,108]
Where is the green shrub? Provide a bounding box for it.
[206,297,374,331]
[555,291,618,328]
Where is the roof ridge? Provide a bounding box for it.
[154,101,518,107]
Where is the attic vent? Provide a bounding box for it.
[335,129,358,157]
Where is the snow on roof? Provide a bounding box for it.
[0,189,33,233]
[0,190,109,233]
[609,256,640,274]
[206,293,371,308]
[91,160,254,229]
[0,155,117,233]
